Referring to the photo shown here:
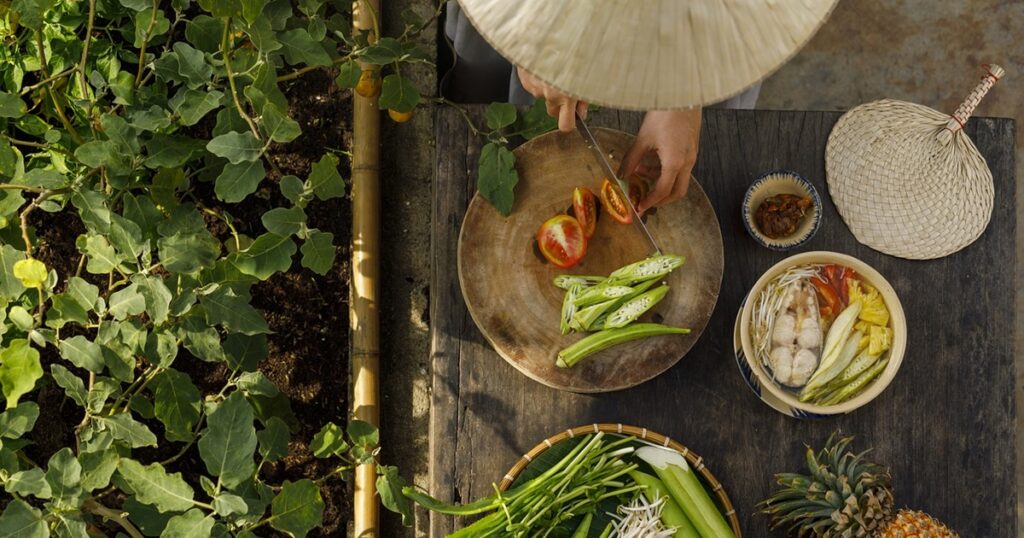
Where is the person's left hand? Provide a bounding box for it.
[618,108,702,214]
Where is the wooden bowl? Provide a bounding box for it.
[458,128,723,392]
[742,171,821,250]
[500,423,742,536]
[739,251,907,415]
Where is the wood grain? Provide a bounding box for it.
[429,107,1018,537]
[458,128,723,392]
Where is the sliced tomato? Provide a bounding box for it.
[572,187,598,238]
[628,177,648,208]
[536,215,587,268]
[810,276,842,319]
[600,179,632,224]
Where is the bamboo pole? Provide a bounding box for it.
[351,0,381,535]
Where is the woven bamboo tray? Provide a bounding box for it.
[498,423,742,536]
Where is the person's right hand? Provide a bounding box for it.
[517,66,588,132]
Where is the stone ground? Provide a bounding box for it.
[376,1,1023,535]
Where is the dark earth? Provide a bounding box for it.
[24,68,355,537]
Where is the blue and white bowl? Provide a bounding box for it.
[742,171,821,251]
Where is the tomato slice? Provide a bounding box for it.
[600,179,632,224]
[628,177,648,208]
[536,215,588,268]
[572,187,598,238]
[810,276,843,319]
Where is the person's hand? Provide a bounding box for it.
[618,108,701,213]
[517,66,587,132]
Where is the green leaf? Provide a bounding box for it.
[103,344,138,382]
[185,15,226,53]
[335,61,361,88]
[207,131,264,164]
[256,416,289,462]
[169,88,224,126]
[66,277,100,311]
[280,175,305,205]
[161,509,214,538]
[213,492,249,517]
[119,0,150,11]
[159,231,220,274]
[11,258,45,289]
[358,38,403,65]
[50,365,87,407]
[71,190,112,233]
[309,422,347,458]
[202,288,269,335]
[152,369,201,443]
[0,245,26,299]
[144,330,178,368]
[300,230,335,275]
[109,283,147,320]
[45,447,83,509]
[378,74,420,113]
[0,401,39,438]
[277,28,332,66]
[485,102,516,130]
[477,142,519,216]
[173,42,213,89]
[198,391,257,488]
[0,93,27,119]
[247,88,301,143]
[236,371,278,397]
[135,7,171,47]
[230,233,296,280]
[512,98,559,139]
[347,420,379,447]
[74,140,122,169]
[0,339,42,408]
[146,135,206,169]
[0,499,47,538]
[6,468,51,499]
[82,235,120,274]
[377,465,413,526]
[240,0,266,23]
[79,447,119,492]
[307,153,345,200]
[87,378,119,415]
[197,0,241,17]
[179,317,227,363]
[134,275,173,325]
[270,479,324,538]
[124,496,172,536]
[59,336,105,373]
[52,514,88,538]
[215,159,267,204]
[98,413,158,448]
[224,333,267,372]
[117,459,195,513]
[261,207,306,236]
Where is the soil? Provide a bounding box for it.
[22,68,355,537]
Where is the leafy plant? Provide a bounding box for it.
[0,0,432,536]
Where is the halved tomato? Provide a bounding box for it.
[628,177,649,208]
[536,215,587,268]
[599,179,632,224]
[572,187,598,238]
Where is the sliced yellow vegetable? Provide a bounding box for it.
[869,325,893,355]
[849,279,889,326]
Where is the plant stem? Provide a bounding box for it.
[0,182,47,193]
[78,0,97,96]
[19,188,69,254]
[276,55,352,83]
[83,499,144,538]
[432,97,486,137]
[1,135,47,149]
[36,32,84,144]
[18,67,76,96]
[221,17,262,140]
[159,414,206,466]
[134,0,160,87]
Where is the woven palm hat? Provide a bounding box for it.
[457,0,838,110]
[825,65,1004,260]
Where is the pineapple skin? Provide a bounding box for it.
[879,510,959,538]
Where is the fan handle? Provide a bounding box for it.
[937,64,1005,144]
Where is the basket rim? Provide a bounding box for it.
[498,423,742,537]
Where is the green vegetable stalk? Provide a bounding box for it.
[557,324,690,368]
[571,512,594,538]
[636,447,735,538]
[630,470,700,538]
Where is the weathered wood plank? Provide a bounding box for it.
[430,107,1017,536]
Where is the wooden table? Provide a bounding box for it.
[429,107,1017,536]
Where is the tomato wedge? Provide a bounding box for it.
[628,177,648,208]
[810,276,842,319]
[572,187,598,238]
[600,179,632,224]
[536,215,588,268]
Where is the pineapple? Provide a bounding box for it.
[760,434,958,538]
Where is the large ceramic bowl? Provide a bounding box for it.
[739,251,907,416]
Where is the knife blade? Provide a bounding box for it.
[574,113,662,256]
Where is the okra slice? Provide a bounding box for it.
[556,323,690,368]
[572,298,619,332]
[573,284,636,308]
[603,285,670,329]
[560,284,583,335]
[820,357,889,405]
[605,255,685,286]
[585,279,662,332]
[553,275,604,290]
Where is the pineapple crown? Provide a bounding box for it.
[760,433,895,537]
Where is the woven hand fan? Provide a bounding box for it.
[456,0,838,110]
[825,64,1005,260]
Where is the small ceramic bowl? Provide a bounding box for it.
[742,171,821,251]
[738,251,907,417]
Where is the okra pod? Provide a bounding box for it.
[561,284,582,335]
[553,275,604,290]
[603,285,670,329]
[821,357,889,405]
[604,255,685,286]
[573,284,636,308]
[556,323,690,368]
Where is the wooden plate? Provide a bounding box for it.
[458,128,723,392]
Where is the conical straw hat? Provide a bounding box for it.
[457,0,838,110]
[825,65,1004,260]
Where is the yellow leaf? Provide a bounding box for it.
[12,258,47,289]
